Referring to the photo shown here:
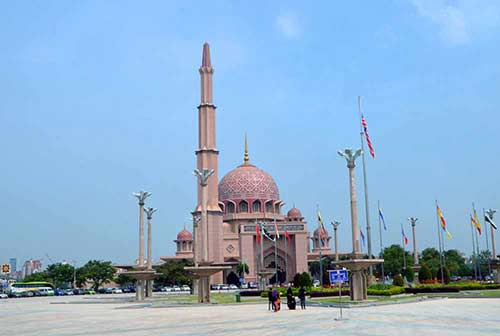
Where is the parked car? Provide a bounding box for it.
[111,288,123,294]
[55,288,65,296]
[64,289,74,295]
[240,283,248,289]
[39,288,55,296]
[84,289,96,295]
[181,285,190,291]
[172,286,181,292]
[220,285,229,290]
[73,289,85,295]
[210,284,218,290]
[229,284,238,290]
[161,286,172,292]
[0,293,8,299]
[121,288,132,293]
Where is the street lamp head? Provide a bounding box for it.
[486,209,497,218]
[338,148,363,167]
[133,191,152,203]
[194,168,215,186]
[144,207,158,218]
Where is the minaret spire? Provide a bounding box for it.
[244,133,249,165]
[202,42,211,67]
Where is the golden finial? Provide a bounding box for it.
[244,133,249,164]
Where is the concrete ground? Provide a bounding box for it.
[0,295,499,336]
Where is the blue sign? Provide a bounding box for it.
[328,269,348,283]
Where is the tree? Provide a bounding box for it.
[292,273,301,288]
[404,266,414,283]
[298,272,312,288]
[393,274,404,286]
[444,249,467,276]
[436,265,450,284]
[381,245,413,276]
[23,271,50,283]
[46,263,75,288]
[155,259,194,286]
[79,260,115,291]
[236,262,249,278]
[420,248,441,277]
[477,250,492,279]
[419,263,432,282]
[308,256,333,283]
[115,273,134,287]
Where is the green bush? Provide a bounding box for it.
[393,274,404,286]
[418,263,432,282]
[369,284,393,290]
[436,266,450,284]
[368,286,405,296]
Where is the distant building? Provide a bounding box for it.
[9,258,17,274]
[22,259,42,279]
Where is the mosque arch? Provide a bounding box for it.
[252,200,261,213]
[226,201,236,214]
[265,200,273,213]
[238,200,248,213]
[226,271,240,286]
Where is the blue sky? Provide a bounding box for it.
[1,1,499,268]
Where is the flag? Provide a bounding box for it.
[437,204,452,239]
[401,227,409,245]
[262,226,275,242]
[274,217,280,239]
[256,223,261,244]
[317,210,327,246]
[485,214,498,230]
[360,229,365,248]
[378,208,387,230]
[317,210,324,225]
[285,230,291,242]
[361,115,375,159]
[472,211,482,235]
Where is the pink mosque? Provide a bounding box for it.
[161,43,334,284]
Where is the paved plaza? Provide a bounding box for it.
[0,295,499,336]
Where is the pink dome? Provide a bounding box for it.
[219,163,279,201]
[313,227,329,238]
[176,229,193,241]
[287,207,303,219]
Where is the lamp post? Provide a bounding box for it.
[408,217,419,266]
[331,220,341,262]
[144,207,157,297]
[338,148,363,257]
[193,168,214,303]
[133,191,151,301]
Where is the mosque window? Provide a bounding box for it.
[265,202,273,213]
[274,204,280,214]
[239,200,248,213]
[227,202,235,214]
[252,200,261,213]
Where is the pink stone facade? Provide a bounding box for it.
[161,43,332,284]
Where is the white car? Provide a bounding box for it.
[111,288,123,294]
[181,285,190,291]
[240,283,248,289]
[172,286,181,292]
[220,285,229,290]
[229,284,238,290]
[0,293,8,299]
[161,286,172,292]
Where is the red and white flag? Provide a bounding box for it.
[361,115,375,159]
[274,217,280,239]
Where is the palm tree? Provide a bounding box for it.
[236,262,249,278]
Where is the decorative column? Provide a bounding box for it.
[133,191,151,301]
[335,148,383,301]
[331,220,341,262]
[338,148,362,258]
[144,207,157,297]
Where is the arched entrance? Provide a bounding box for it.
[226,271,239,286]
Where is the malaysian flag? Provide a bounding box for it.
[361,115,375,159]
[402,226,409,245]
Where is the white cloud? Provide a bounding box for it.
[411,0,500,45]
[276,13,301,38]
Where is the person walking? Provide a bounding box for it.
[298,286,306,310]
[268,288,274,311]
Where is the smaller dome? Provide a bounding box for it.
[313,227,329,238]
[287,207,303,219]
[176,229,193,241]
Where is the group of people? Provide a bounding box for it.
[268,285,306,312]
